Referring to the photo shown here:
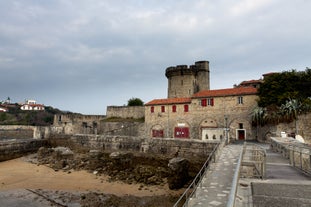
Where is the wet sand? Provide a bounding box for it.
[0,158,183,197]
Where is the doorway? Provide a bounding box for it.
[237,129,246,140]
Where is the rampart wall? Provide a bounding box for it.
[0,125,34,139]
[106,106,145,119]
[48,134,217,159]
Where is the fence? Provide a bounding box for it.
[288,144,311,175]
[240,143,266,179]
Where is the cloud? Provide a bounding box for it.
[0,0,310,114]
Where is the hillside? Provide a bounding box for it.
[0,104,63,126]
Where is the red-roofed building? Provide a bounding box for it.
[144,60,260,141]
[145,87,258,140]
[0,106,8,112]
[20,100,45,111]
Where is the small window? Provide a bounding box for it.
[184,104,189,112]
[208,98,214,106]
[238,96,243,104]
[239,123,243,129]
[161,105,165,112]
[201,99,207,107]
[172,105,176,112]
[150,106,154,113]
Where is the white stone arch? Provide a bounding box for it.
[199,117,223,141]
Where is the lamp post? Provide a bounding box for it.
[224,115,228,144]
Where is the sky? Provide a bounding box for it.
[0,0,310,115]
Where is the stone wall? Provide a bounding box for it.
[98,121,145,137]
[106,106,144,119]
[255,113,311,144]
[53,114,106,135]
[0,139,47,161]
[0,125,34,139]
[48,134,217,159]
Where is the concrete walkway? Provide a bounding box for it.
[236,143,311,207]
[251,145,311,207]
[188,144,243,207]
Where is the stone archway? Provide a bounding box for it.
[230,117,252,141]
[151,124,164,138]
[200,118,223,141]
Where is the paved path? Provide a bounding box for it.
[188,144,242,207]
[236,143,311,207]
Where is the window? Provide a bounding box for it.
[184,104,189,112]
[238,96,243,104]
[150,106,154,113]
[201,99,207,107]
[172,105,176,112]
[208,98,214,106]
[161,105,165,112]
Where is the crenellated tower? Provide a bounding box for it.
[165,60,210,98]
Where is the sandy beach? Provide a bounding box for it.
[0,157,183,197]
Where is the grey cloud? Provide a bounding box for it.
[0,0,310,114]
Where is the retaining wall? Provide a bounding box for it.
[0,139,47,161]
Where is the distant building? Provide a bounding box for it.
[20,100,45,111]
[0,106,8,112]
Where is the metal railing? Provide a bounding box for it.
[288,144,311,175]
[173,139,226,207]
[241,143,266,179]
[227,147,243,207]
[227,142,266,207]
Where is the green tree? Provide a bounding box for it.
[127,98,144,106]
[258,69,311,107]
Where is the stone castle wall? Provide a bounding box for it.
[0,125,34,139]
[106,106,144,119]
[48,134,217,159]
[166,61,210,98]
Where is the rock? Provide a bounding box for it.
[109,152,133,170]
[167,157,189,189]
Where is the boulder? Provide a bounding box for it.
[167,157,189,189]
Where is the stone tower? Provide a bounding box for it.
[165,60,210,98]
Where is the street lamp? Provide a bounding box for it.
[224,115,228,144]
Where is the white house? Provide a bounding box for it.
[20,100,45,111]
[0,106,8,112]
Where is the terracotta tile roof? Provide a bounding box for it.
[239,79,263,85]
[192,87,258,98]
[145,97,191,106]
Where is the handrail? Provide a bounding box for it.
[288,144,311,175]
[241,143,266,179]
[227,144,244,207]
[173,139,225,207]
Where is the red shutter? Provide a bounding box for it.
[184,104,189,112]
[201,99,207,107]
[172,105,176,112]
[151,106,154,113]
[211,98,214,106]
[161,105,165,112]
